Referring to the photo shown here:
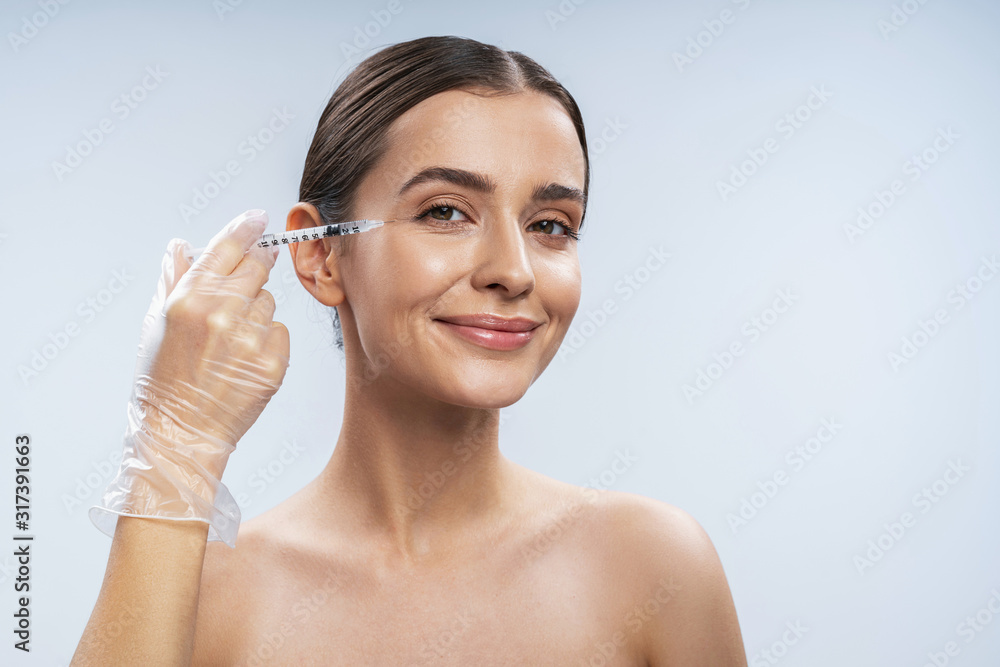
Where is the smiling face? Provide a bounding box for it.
[290,87,586,409]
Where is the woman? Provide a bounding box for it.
[73,36,747,666]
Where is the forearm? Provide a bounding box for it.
[71,516,209,666]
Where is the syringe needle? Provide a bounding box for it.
[184,219,388,261]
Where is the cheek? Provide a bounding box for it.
[355,235,463,338]
[539,257,582,321]
[384,236,461,306]
[351,233,581,357]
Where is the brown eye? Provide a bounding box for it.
[528,219,572,236]
[428,206,465,221]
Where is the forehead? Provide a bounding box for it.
[376,88,586,194]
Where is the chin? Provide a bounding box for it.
[427,367,532,410]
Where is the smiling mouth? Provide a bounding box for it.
[433,319,541,351]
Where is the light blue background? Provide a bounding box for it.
[2,0,999,664]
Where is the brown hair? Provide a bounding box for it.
[299,35,590,351]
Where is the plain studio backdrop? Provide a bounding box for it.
[3,0,999,664]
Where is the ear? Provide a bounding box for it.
[286,202,345,307]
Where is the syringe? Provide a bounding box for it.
[184,219,387,260]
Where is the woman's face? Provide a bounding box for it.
[296,88,586,409]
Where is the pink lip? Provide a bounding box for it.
[434,314,542,351]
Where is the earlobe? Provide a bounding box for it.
[286,202,345,307]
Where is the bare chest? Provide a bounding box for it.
[221,551,647,666]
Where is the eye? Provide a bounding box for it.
[419,204,469,223]
[527,219,579,240]
[414,201,580,241]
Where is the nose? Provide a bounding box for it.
[471,216,535,297]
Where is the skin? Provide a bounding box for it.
[191,88,748,665]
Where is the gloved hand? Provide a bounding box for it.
[89,209,290,547]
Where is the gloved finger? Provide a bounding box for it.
[146,238,193,313]
[167,238,194,293]
[227,244,279,298]
[191,209,268,279]
[138,237,194,348]
[263,321,291,377]
[244,289,277,327]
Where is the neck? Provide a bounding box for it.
[312,366,517,564]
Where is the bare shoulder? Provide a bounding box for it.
[581,489,748,666]
[508,464,714,562]
[558,486,724,590]
[192,512,284,665]
[510,467,747,664]
[592,490,719,568]
[517,468,717,562]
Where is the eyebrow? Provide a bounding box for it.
[397,166,587,209]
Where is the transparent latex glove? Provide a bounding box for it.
[89,209,290,547]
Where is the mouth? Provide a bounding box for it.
[434,314,542,351]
